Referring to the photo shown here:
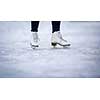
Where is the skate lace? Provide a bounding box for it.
[33,33,40,42]
[58,32,67,42]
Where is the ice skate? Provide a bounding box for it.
[30,32,39,49]
[51,31,70,47]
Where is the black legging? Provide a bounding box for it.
[31,21,61,33]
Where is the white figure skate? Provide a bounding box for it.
[30,32,39,49]
[51,31,70,47]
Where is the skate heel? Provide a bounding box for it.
[51,43,57,47]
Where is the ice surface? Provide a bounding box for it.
[0,21,100,77]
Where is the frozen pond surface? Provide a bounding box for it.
[0,21,100,78]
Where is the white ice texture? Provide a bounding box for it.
[0,21,100,77]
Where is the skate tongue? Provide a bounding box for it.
[58,33,67,43]
[32,32,40,41]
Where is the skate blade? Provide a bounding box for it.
[51,42,71,47]
[51,43,57,47]
[30,43,39,49]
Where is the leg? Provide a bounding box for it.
[51,21,70,47]
[51,21,61,33]
[30,21,40,48]
[31,21,40,32]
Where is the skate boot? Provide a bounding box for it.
[51,31,70,47]
[30,32,39,49]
